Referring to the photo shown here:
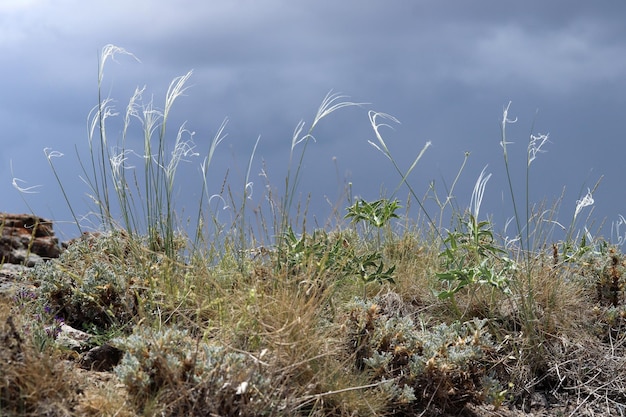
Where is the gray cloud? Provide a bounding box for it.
[1,1,625,241]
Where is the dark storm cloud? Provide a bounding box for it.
[2,1,625,240]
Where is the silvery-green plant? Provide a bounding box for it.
[113,326,280,416]
[33,230,140,333]
[347,296,504,412]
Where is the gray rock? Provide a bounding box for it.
[55,323,93,350]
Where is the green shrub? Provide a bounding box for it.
[436,213,515,317]
[278,227,396,299]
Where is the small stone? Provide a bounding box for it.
[55,323,93,350]
[80,343,124,372]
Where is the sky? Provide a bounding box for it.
[1,0,626,245]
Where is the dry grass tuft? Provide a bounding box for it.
[0,304,80,416]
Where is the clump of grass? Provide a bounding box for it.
[0,304,81,416]
[45,45,213,259]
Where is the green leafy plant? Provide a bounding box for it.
[343,198,400,297]
[436,213,515,316]
[278,227,352,278]
[434,167,515,317]
[349,252,396,298]
[278,227,394,298]
[345,197,401,251]
[345,198,401,230]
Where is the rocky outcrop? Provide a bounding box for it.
[1,213,61,266]
[1,213,64,295]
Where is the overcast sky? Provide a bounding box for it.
[2,1,626,245]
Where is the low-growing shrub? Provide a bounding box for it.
[345,293,505,413]
[112,326,284,416]
[31,231,144,333]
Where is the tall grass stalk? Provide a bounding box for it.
[237,136,261,271]
[427,151,471,231]
[92,45,140,232]
[10,161,49,227]
[39,149,83,234]
[95,47,200,258]
[499,102,543,341]
[276,92,363,248]
[193,119,229,255]
[498,103,598,353]
[499,102,524,254]
[367,111,443,242]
